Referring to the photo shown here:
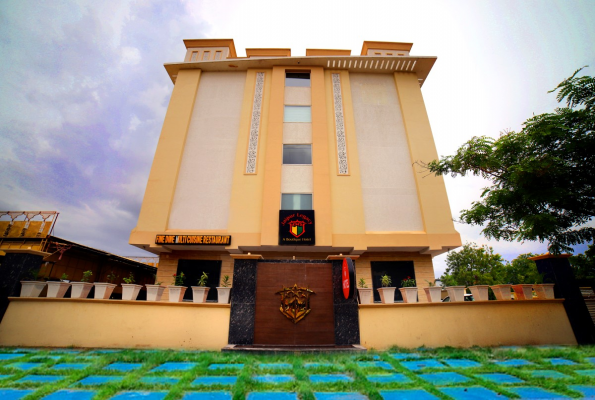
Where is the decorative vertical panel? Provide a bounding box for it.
[332,73,349,175]
[245,72,265,174]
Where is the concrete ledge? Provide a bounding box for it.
[359,299,576,349]
[0,298,230,350]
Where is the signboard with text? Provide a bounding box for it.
[155,235,231,245]
[278,210,315,245]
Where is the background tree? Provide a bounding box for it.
[440,242,506,286]
[426,68,595,253]
[570,244,595,280]
[503,253,541,284]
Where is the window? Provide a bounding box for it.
[281,194,312,210]
[191,51,198,61]
[283,144,311,164]
[284,106,311,122]
[286,72,310,87]
[215,51,222,60]
[202,51,210,60]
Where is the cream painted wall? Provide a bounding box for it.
[283,123,312,144]
[169,72,246,230]
[281,165,313,194]
[284,87,311,106]
[350,73,424,232]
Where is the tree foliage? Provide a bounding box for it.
[440,243,506,286]
[426,68,595,253]
[503,253,541,284]
[570,244,595,280]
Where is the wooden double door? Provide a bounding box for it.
[253,262,335,346]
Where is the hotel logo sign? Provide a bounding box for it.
[279,210,315,245]
[276,284,315,324]
[155,235,231,245]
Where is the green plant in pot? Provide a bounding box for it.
[46,273,71,298]
[377,274,395,304]
[19,268,47,298]
[357,277,373,305]
[93,271,118,300]
[192,271,210,303]
[424,279,442,303]
[167,272,187,303]
[399,276,418,303]
[121,272,142,301]
[217,274,232,304]
[71,270,94,299]
[146,273,165,302]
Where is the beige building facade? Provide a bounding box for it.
[130,39,461,305]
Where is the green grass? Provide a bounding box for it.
[0,346,594,399]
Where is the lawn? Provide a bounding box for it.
[0,345,595,399]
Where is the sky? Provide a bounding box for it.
[0,0,594,277]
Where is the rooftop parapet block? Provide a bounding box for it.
[246,48,291,58]
[361,41,413,56]
[183,38,237,62]
[306,49,351,56]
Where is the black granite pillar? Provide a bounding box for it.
[533,255,595,344]
[332,260,360,345]
[0,253,43,321]
[228,259,258,344]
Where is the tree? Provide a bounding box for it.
[426,68,595,253]
[570,244,595,280]
[503,253,541,284]
[440,242,506,286]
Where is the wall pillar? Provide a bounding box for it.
[228,259,258,345]
[332,260,360,345]
[0,253,43,321]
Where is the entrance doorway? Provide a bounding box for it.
[253,262,335,346]
[371,261,415,302]
[177,260,221,302]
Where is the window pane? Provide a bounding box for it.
[286,72,311,87]
[283,144,312,164]
[281,194,312,210]
[202,51,210,60]
[284,106,311,122]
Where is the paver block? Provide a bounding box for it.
[151,362,197,372]
[366,373,411,384]
[43,390,97,400]
[258,363,293,369]
[248,393,299,400]
[585,357,595,365]
[569,385,595,398]
[0,374,12,380]
[51,363,91,370]
[93,350,120,354]
[0,389,35,400]
[192,376,238,385]
[477,373,524,384]
[508,387,569,399]
[493,359,533,367]
[50,349,81,354]
[440,387,507,400]
[0,354,26,360]
[356,361,394,370]
[544,358,577,366]
[389,353,420,360]
[183,393,232,400]
[314,393,369,400]
[400,360,445,371]
[140,377,180,384]
[78,376,124,385]
[105,363,144,372]
[418,372,471,385]
[253,375,294,383]
[379,389,439,400]
[305,363,336,368]
[310,374,353,383]
[208,363,244,370]
[17,375,65,383]
[529,370,570,379]
[11,348,40,353]
[442,359,482,368]
[576,369,595,376]
[6,362,43,370]
[110,392,168,399]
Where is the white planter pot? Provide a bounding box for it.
[512,284,534,300]
[446,286,466,302]
[491,284,512,301]
[358,288,373,304]
[20,281,46,298]
[216,287,231,304]
[121,284,142,301]
[46,281,70,298]
[399,287,418,303]
[167,285,187,302]
[534,283,555,299]
[377,287,395,304]
[94,283,117,299]
[70,282,93,299]
[191,287,210,303]
[424,286,442,303]
[145,285,165,302]
[469,285,490,301]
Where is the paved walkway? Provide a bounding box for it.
[0,346,594,399]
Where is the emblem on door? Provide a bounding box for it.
[276,284,315,324]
